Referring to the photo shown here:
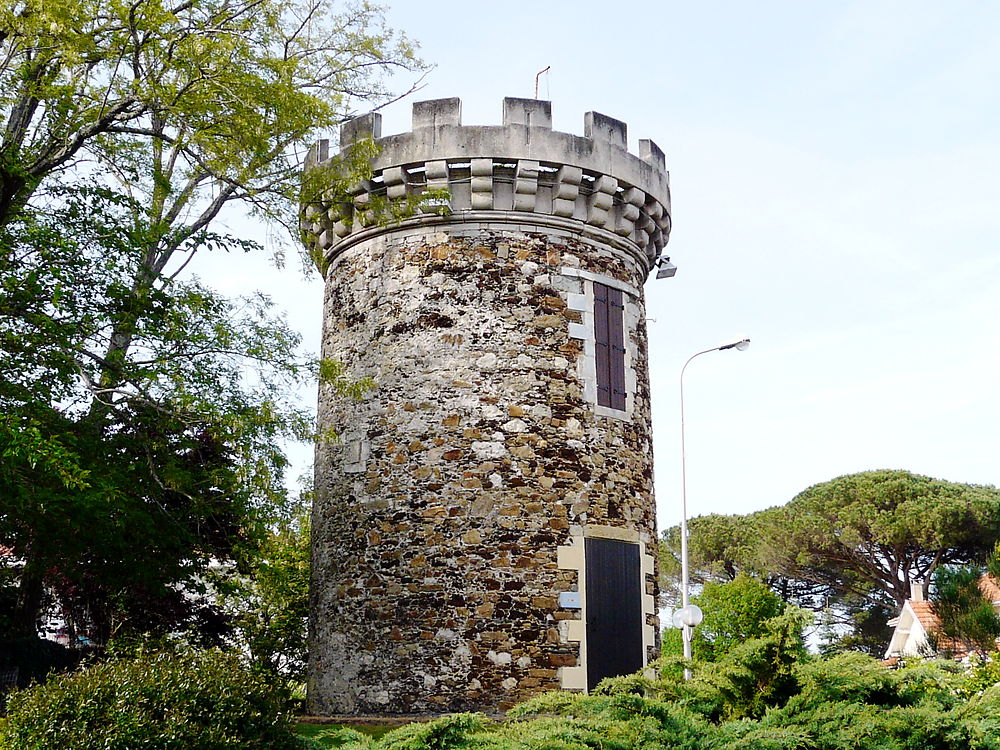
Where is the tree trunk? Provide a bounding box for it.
[12,552,45,639]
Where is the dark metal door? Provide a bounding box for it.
[584,537,643,690]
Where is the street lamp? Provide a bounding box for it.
[677,337,750,679]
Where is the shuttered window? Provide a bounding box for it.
[593,282,627,411]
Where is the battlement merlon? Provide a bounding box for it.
[302,97,672,274]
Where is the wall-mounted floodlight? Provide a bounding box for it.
[655,256,677,279]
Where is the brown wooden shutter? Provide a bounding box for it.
[607,287,627,411]
[593,282,612,407]
[593,282,626,411]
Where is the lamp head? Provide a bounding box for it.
[719,338,751,352]
[672,604,704,628]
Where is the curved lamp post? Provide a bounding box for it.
[678,337,750,679]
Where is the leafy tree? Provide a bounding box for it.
[691,574,786,662]
[659,513,758,599]
[761,470,1000,612]
[660,512,830,610]
[669,608,809,722]
[957,653,1000,698]
[0,186,309,644]
[215,494,312,688]
[662,471,1000,654]
[932,543,1000,656]
[816,596,896,657]
[0,0,421,227]
[661,574,787,665]
[0,0,418,653]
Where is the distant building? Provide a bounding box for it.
[884,575,1000,660]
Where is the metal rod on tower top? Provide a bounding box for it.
[535,66,551,99]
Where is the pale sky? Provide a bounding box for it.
[204,0,1000,532]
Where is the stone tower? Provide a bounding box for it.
[303,98,671,716]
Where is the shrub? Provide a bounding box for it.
[0,649,304,749]
[0,635,83,690]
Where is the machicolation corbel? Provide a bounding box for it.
[302,97,672,277]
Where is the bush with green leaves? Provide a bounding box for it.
[663,573,787,664]
[932,543,1000,655]
[0,649,305,749]
[321,608,1000,750]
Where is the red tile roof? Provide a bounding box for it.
[979,574,1000,602]
[911,574,1000,657]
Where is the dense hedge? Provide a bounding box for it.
[4,616,1000,749]
[0,649,305,749]
[323,612,1000,750]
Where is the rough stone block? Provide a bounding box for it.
[586,208,610,228]
[503,97,553,129]
[471,191,493,211]
[470,158,493,176]
[517,159,540,179]
[622,186,645,208]
[560,666,587,690]
[412,98,462,129]
[639,138,666,171]
[555,166,583,199]
[585,112,628,150]
[340,112,382,146]
[552,198,575,218]
[425,160,449,181]
[513,193,536,212]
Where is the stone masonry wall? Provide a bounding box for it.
[309,222,655,716]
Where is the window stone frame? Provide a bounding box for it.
[564,267,640,421]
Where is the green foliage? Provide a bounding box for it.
[933,565,1000,655]
[0,0,423,232]
[319,358,376,402]
[0,649,305,749]
[686,608,808,721]
[988,542,1000,581]
[661,470,1000,653]
[766,470,1000,609]
[816,598,896,657]
[215,497,312,688]
[958,654,1000,698]
[307,626,1000,750]
[0,183,311,644]
[0,0,417,687]
[660,513,764,591]
[506,690,585,718]
[678,574,785,662]
[378,713,487,750]
[296,723,398,748]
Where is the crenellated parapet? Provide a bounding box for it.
[302,97,671,274]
